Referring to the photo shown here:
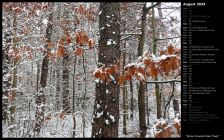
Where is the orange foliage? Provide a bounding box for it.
[74,47,84,56]
[173,121,181,136]
[88,39,94,49]
[48,42,53,48]
[45,113,52,123]
[75,30,89,46]
[144,58,151,66]
[59,38,65,47]
[167,45,175,54]
[147,62,158,79]
[117,75,126,86]
[59,111,66,119]
[155,127,174,138]
[159,56,179,75]
[93,64,119,84]
[137,66,145,74]
[125,72,132,81]
[57,46,65,58]
[65,30,72,45]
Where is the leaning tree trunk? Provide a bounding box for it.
[92,2,120,138]
[34,5,54,135]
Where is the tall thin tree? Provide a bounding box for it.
[34,4,54,135]
[92,2,120,138]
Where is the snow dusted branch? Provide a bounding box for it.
[7,56,27,74]
[121,32,142,36]
[146,2,161,12]
[121,29,142,41]
[121,33,141,41]
[146,79,181,84]
[157,36,181,41]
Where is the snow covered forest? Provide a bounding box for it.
[2,2,181,138]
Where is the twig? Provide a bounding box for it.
[57,58,74,76]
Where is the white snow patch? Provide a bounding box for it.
[99,10,102,15]
[162,46,167,51]
[158,54,176,61]
[136,73,145,81]
[158,55,168,60]
[138,56,142,61]
[152,54,158,61]
[106,89,109,94]
[75,29,80,32]
[109,115,115,122]
[105,119,109,125]
[136,62,145,68]
[96,111,103,118]
[36,10,40,16]
[112,32,115,34]
[106,24,110,27]
[174,117,180,124]
[95,79,100,83]
[97,104,100,109]
[100,27,105,30]
[43,18,48,25]
[109,74,115,81]
[107,39,112,45]
[106,15,110,18]
[125,63,136,69]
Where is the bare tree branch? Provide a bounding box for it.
[146,79,181,84]
[146,2,161,12]
[157,36,181,41]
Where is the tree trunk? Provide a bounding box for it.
[82,52,87,137]
[137,3,147,138]
[62,7,71,114]
[157,3,167,46]
[122,52,128,135]
[72,55,77,138]
[173,98,179,115]
[55,2,61,112]
[62,53,70,113]
[34,6,54,135]
[2,19,12,123]
[145,84,150,126]
[9,7,18,136]
[129,54,134,121]
[152,2,162,119]
[55,65,60,111]
[92,2,120,138]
